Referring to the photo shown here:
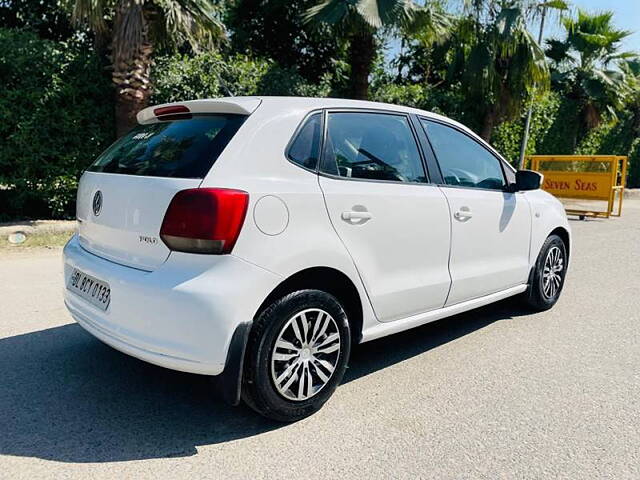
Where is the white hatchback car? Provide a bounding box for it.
[63,97,570,421]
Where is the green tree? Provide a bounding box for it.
[0,0,76,41]
[619,59,640,136]
[226,0,341,83]
[304,0,448,100]
[545,10,636,148]
[444,1,554,141]
[72,0,225,136]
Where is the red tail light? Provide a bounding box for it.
[153,105,191,121]
[160,188,249,254]
[154,105,190,116]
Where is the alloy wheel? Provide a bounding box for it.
[270,308,341,402]
[542,245,564,299]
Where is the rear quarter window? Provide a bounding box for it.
[287,113,323,170]
[87,114,246,178]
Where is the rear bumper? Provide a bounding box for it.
[66,299,225,374]
[63,235,280,379]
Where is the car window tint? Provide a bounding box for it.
[87,114,246,178]
[422,120,506,190]
[321,112,426,183]
[288,113,322,170]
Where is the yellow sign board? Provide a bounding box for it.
[542,172,613,200]
[526,155,628,218]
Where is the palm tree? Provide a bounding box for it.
[304,0,449,100]
[545,10,635,147]
[446,1,555,141]
[73,0,225,136]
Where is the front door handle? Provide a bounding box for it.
[454,207,472,221]
[341,210,372,223]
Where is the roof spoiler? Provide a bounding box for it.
[137,97,262,124]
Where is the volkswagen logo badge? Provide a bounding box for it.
[92,190,103,216]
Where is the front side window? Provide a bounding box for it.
[87,114,246,178]
[288,113,322,170]
[422,120,506,190]
[320,112,426,183]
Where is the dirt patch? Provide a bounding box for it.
[0,230,73,254]
[0,219,75,253]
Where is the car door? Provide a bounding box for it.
[318,110,451,323]
[420,118,531,306]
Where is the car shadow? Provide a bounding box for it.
[343,297,531,382]
[0,298,531,463]
[568,217,603,222]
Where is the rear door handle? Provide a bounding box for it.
[454,207,472,221]
[341,211,372,222]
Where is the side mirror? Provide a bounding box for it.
[514,170,543,191]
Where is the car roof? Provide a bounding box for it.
[137,96,510,168]
[138,95,465,132]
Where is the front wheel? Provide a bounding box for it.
[522,234,568,311]
[242,289,351,422]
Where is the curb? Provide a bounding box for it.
[0,220,76,237]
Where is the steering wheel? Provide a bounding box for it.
[443,169,462,185]
[353,149,408,182]
[446,167,477,187]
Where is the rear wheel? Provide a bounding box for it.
[522,234,568,311]
[242,289,351,422]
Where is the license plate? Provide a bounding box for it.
[67,268,111,311]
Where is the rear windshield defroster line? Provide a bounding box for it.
[87,114,247,179]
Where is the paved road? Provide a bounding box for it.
[1,201,639,479]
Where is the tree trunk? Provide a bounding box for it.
[574,106,593,152]
[480,109,497,142]
[348,30,376,100]
[111,1,153,137]
[569,124,578,153]
[115,90,150,137]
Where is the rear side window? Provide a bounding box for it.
[422,120,506,190]
[288,113,322,170]
[87,114,246,178]
[320,112,426,183]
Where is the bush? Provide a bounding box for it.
[371,83,432,109]
[487,93,639,187]
[0,28,114,220]
[491,92,561,166]
[152,52,333,104]
[371,80,479,131]
[628,138,640,188]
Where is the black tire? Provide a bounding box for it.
[522,234,568,311]
[242,289,351,422]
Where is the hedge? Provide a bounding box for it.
[151,52,334,104]
[0,28,114,220]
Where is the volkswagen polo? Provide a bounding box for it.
[63,97,570,421]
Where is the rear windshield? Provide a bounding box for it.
[87,114,246,178]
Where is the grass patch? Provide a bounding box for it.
[1,230,74,250]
